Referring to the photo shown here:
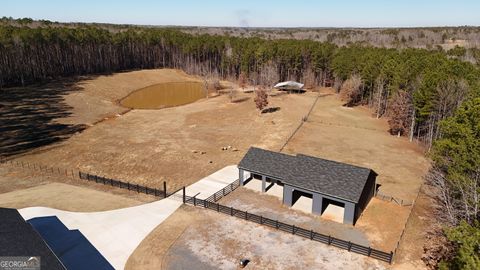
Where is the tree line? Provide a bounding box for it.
[1,20,479,268]
[2,23,478,147]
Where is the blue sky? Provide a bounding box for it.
[1,0,479,27]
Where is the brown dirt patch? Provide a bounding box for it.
[161,206,388,270]
[60,69,201,125]
[0,164,156,204]
[14,71,316,191]
[125,205,202,270]
[284,88,429,202]
[0,182,142,211]
[356,198,410,251]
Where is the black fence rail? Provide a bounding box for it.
[183,193,393,264]
[78,172,167,198]
[204,179,240,202]
[0,158,170,199]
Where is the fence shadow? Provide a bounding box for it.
[0,78,98,158]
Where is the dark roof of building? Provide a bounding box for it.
[0,208,65,270]
[238,147,376,203]
[238,147,297,180]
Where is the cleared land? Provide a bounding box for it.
[0,182,142,211]
[13,69,316,191]
[128,205,387,270]
[1,69,431,269]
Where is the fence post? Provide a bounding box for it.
[194,196,197,206]
[163,181,167,198]
[136,184,139,193]
[217,203,219,212]
[260,215,263,224]
[203,198,206,208]
[182,186,186,203]
[389,251,394,264]
[368,247,372,256]
[127,182,130,190]
[328,235,332,245]
[276,220,279,229]
[292,225,295,234]
[348,241,352,251]
[245,211,247,220]
[230,206,233,216]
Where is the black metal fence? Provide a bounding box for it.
[78,172,167,198]
[0,158,170,199]
[182,190,393,264]
[204,179,240,202]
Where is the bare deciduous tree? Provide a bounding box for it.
[339,74,363,106]
[254,88,268,112]
[388,90,413,136]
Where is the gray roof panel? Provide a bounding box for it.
[238,147,296,180]
[238,147,375,203]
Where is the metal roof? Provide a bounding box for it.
[273,81,304,90]
[238,147,376,203]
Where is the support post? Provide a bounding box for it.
[163,181,167,198]
[182,186,186,203]
[312,193,323,215]
[261,175,266,193]
[283,185,293,207]
[239,169,244,186]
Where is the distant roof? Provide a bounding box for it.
[0,208,65,270]
[238,147,376,203]
[274,81,304,90]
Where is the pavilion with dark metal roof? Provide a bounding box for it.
[238,147,377,225]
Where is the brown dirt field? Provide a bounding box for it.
[0,182,142,211]
[59,69,201,126]
[284,88,430,201]
[281,88,430,265]
[4,69,432,268]
[391,185,435,270]
[0,163,156,205]
[356,199,410,251]
[159,205,388,270]
[14,70,316,191]
[125,205,202,270]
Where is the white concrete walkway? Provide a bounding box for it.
[19,165,239,270]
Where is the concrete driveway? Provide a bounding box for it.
[19,165,239,270]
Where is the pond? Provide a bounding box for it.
[120,81,205,109]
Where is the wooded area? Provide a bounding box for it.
[1,21,479,150]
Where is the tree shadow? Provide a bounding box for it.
[231,97,250,103]
[261,107,281,114]
[0,77,99,158]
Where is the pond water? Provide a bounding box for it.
[120,81,205,109]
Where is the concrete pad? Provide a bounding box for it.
[186,165,239,199]
[20,198,182,270]
[291,196,313,214]
[243,179,284,198]
[19,165,240,270]
[321,204,345,223]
